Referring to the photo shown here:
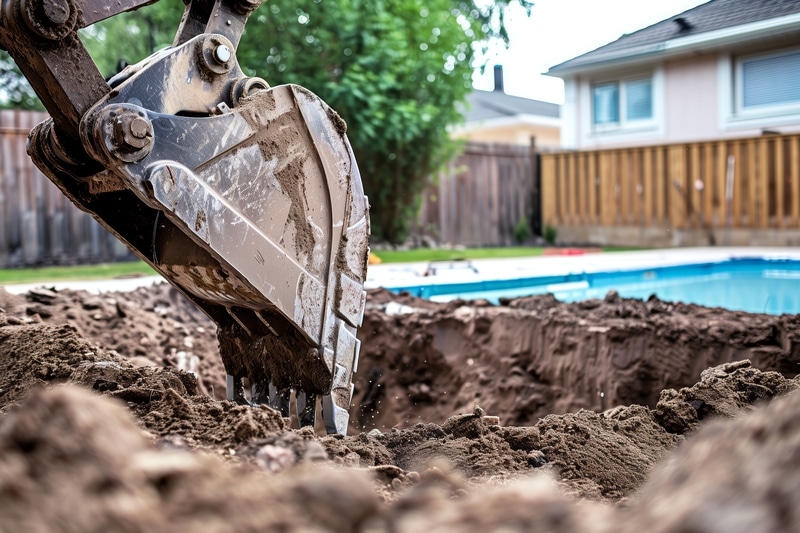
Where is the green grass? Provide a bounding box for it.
[373,246,642,264]
[0,261,157,285]
[373,247,547,264]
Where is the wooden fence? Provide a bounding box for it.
[417,140,539,246]
[0,110,132,267]
[541,134,800,245]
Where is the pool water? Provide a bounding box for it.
[390,258,800,315]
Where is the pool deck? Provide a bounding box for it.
[3,247,800,295]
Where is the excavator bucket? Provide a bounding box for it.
[0,0,369,433]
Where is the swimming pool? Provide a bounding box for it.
[387,257,800,315]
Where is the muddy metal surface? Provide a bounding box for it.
[0,283,799,531]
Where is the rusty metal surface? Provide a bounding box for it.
[174,0,258,48]
[2,0,369,434]
[78,0,159,27]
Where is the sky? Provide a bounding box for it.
[472,0,712,104]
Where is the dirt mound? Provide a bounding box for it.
[0,284,223,398]
[621,388,800,533]
[0,316,283,452]
[2,282,800,530]
[0,357,798,531]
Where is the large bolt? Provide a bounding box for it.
[213,44,232,64]
[42,0,69,25]
[128,116,151,141]
[89,105,154,164]
[200,36,236,75]
[114,112,153,151]
[21,0,76,40]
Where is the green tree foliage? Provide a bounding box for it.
[0,52,42,110]
[80,2,184,77]
[10,0,532,242]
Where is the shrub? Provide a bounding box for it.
[514,216,530,244]
[543,223,557,245]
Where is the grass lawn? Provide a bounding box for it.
[373,247,547,263]
[0,261,157,285]
[372,246,638,264]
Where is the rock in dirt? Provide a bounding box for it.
[654,359,799,434]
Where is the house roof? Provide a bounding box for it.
[461,89,560,123]
[549,0,800,74]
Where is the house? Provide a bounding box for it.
[453,65,561,149]
[537,0,800,249]
[548,0,800,150]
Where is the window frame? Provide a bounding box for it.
[734,45,800,119]
[590,74,656,132]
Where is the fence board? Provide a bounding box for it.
[775,138,784,227]
[688,144,699,230]
[758,139,769,228]
[668,145,684,230]
[792,137,800,226]
[733,141,748,228]
[587,154,597,225]
[703,144,714,227]
[714,142,727,227]
[642,149,653,225]
[655,147,665,225]
[619,149,630,225]
[542,155,556,227]
[599,151,611,226]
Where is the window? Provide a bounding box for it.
[593,83,619,124]
[740,49,800,110]
[626,79,653,120]
[592,77,653,128]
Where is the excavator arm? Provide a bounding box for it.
[0,0,370,434]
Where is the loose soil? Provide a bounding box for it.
[1,282,799,532]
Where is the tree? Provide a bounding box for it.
[52,0,534,242]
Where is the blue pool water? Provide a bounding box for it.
[388,258,800,315]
